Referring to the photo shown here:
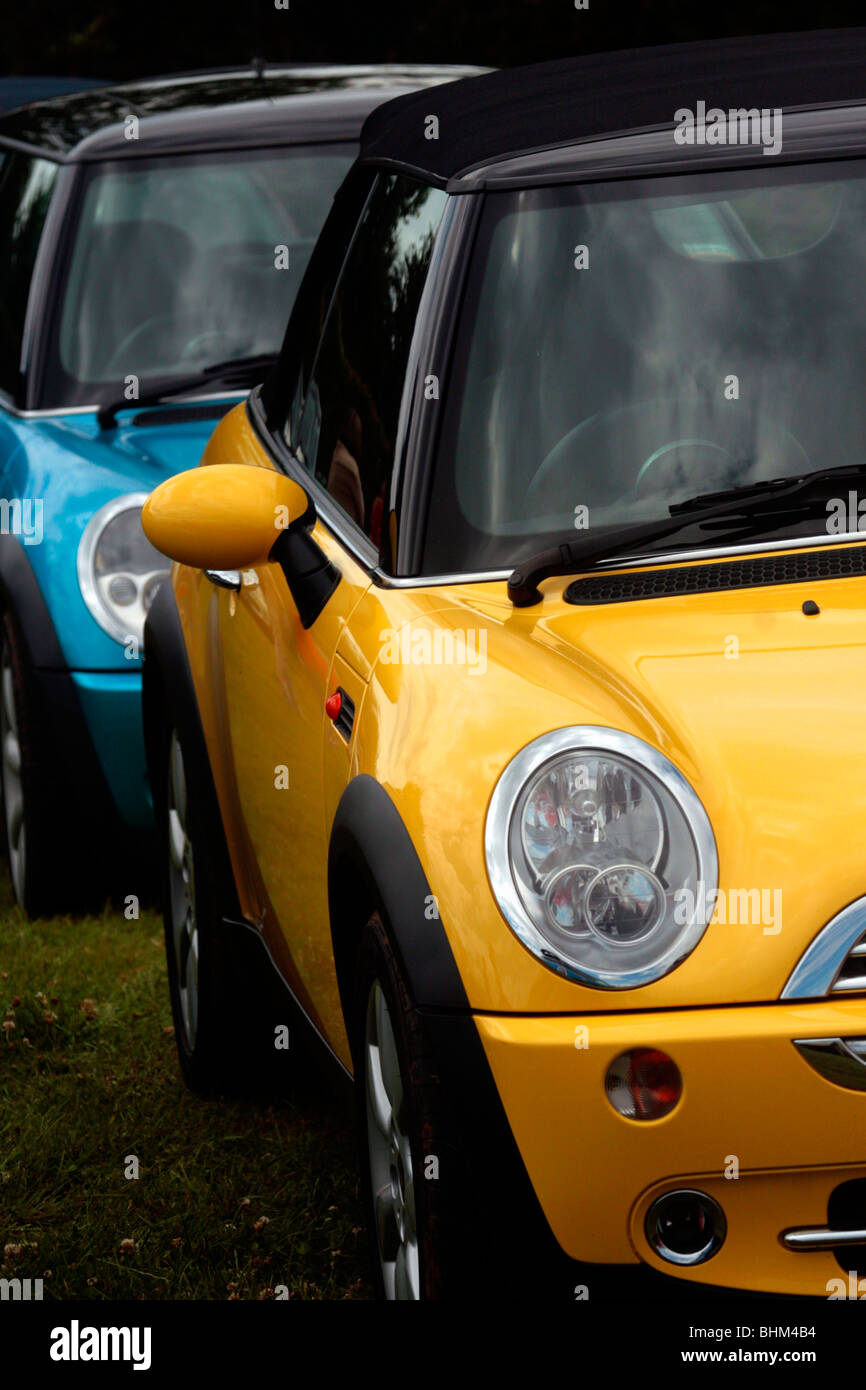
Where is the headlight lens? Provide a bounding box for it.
[77,493,169,645]
[485,728,718,989]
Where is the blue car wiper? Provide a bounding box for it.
[96,354,279,430]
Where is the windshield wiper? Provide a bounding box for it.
[200,352,279,384]
[507,463,866,607]
[97,354,278,430]
[669,462,866,515]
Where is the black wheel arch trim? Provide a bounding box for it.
[0,533,118,829]
[328,773,469,1012]
[0,532,67,669]
[142,578,241,920]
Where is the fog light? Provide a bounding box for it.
[605,1047,682,1120]
[645,1189,727,1265]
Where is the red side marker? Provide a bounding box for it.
[325,691,342,722]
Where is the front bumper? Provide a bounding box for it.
[34,667,152,832]
[71,671,152,829]
[476,997,866,1296]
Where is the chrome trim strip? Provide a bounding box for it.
[483,726,718,990]
[782,1225,866,1252]
[371,565,510,588]
[781,897,866,998]
[245,382,866,591]
[0,389,247,421]
[372,532,866,591]
[244,391,380,574]
[588,532,866,573]
[792,1037,866,1092]
[204,569,241,592]
[834,973,866,993]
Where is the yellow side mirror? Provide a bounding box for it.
[142,464,313,571]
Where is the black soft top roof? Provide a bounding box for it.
[0,64,485,162]
[360,28,866,185]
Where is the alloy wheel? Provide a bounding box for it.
[167,730,199,1047]
[0,644,25,903]
[365,979,420,1299]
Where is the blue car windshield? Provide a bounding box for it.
[424,160,866,573]
[48,143,354,406]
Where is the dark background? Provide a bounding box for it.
[4,1,866,81]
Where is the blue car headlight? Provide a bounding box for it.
[77,493,169,646]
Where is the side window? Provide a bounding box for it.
[277,169,375,450]
[0,154,58,399]
[296,174,447,547]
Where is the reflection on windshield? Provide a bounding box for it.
[426,166,866,573]
[54,145,354,401]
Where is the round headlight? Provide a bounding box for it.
[77,493,170,646]
[485,728,718,989]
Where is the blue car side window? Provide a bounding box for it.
[0,153,58,401]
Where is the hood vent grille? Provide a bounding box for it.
[132,402,234,428]
[830,935,866,994]
[782,898,866,1000]
[564,544,866,605]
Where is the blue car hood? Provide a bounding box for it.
[1,403,239,671]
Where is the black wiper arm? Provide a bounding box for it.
[507,514,727,607]
[97,372,210,430]
[669,462,866,515]
[508,463,866,607]
[97,354,279,430]
[201,352,278,382]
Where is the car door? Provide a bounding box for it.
[213,172,449,1046]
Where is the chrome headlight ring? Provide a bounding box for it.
[77,492,169,646]
[484,726,718,990]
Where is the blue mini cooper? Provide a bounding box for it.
[0,63,478,915]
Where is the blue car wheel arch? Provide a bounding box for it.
[0,400,238,833]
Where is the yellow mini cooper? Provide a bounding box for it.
[142,35,866,1301]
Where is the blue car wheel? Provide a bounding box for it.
[0,610,84,916]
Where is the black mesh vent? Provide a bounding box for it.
[132,403,235,428]
[564,545,866,605]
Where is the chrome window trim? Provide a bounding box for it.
[0,388,247,420]
[371,531,866,590]
[247,370,866,592]
[583,531,866,573]
[483,726,718,990]
[297,476,379,571]
[246,387,380,571]
[781,896,866,999]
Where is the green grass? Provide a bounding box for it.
[0,868,371,1300]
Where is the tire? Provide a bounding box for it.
[155,717,291,1097]
[0,610,76,917]
[157,723,239,1095]
[354,912,468,1300]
